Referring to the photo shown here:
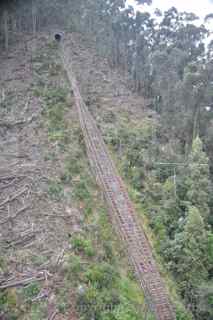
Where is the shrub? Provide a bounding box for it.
[175,305,193,320]
[71,236,95,257]
[76,287,99,319]
[22,283,40,300]
[112,299,142,320]
[61,154,84,183]
[30,302,47,320]
[65,255,84,282]
[0,290,19,320]
[48,180,64,200]
[74,179,91,201]
[44,87,68,105]
[118,277,144,306]
[84,263,118,289]
[0,256,7,273]
[76,287,120,320]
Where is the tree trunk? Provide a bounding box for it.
[3,9,9,52]
[192,104,200,143]
[12,16,17,33]
[32,1,37,35]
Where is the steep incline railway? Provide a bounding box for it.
[61,40,176,320]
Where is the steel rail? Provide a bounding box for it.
[61,41,176,320]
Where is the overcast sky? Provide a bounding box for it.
[127,0,213,21]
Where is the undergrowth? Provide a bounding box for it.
[105,117,194,319]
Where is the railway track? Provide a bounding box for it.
[61,40,176,320]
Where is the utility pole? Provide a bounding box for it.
[32,0,37,36]
[155,162,208,199]
[3,8,9,52]
[173,167,176,198]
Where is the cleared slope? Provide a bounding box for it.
[0,33,153,320]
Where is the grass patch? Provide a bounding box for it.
[62,205,154,320]
[28,302,48,320]
[48,179,64,200]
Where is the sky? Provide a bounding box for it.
[127,0,213,22]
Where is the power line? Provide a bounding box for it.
[155,162,208,166]
[154,162,209,198]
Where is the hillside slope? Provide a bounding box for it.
[0,33,156,320]
[65,33,153,124]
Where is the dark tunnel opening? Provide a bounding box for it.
[55,33,62,42]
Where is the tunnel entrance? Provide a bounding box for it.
[55,33,62,42]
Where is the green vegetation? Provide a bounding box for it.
[42,88,151,319]
[48,179,64,200]
[22,283,40,300]
[64,223,153,320]
[27,302,48,320]
[0,290,18,319]
[41,87,70,145]
[107,120,212,319]
[59,132,153,320]
[71,235,95,257]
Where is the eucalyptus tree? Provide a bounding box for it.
[0,0,15,51]
[168,206,209,313]
[184,137,211,221]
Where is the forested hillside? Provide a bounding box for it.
[0,1,213,320]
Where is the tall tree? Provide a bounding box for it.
[166,206,209,313]
[184,137,211,222]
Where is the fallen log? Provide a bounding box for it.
[0,271,52,289]
[0,275,45,289]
